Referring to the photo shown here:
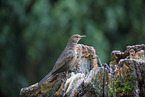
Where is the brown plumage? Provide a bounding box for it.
[39,34,86,85]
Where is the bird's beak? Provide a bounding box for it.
[80,35,86,38]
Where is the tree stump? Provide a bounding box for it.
[20,44,145,97]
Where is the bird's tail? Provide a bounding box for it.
[38,72,52,86]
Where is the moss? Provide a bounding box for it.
[115,76,135,96]
[108,83,113,97]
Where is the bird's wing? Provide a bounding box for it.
[38,49,75,85]
[52,49,75,74]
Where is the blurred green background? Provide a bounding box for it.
[0,0,145,96]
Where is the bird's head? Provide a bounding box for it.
[68,34,86,45]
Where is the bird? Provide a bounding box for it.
[38,34,86,85]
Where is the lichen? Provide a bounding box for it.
[64,72,85,96]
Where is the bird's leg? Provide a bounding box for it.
[60,72,67,82]
[65,71,69,79]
